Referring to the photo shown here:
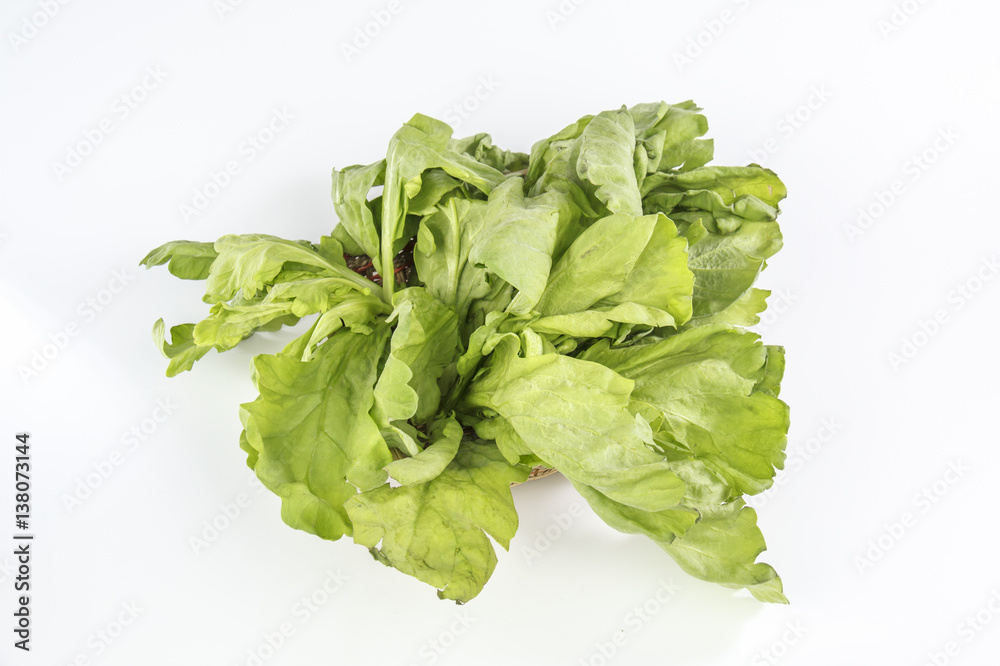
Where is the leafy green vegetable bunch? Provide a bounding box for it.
[143,101,790,604]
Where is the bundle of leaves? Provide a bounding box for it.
[143,101,790,603]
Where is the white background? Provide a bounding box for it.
[2,0,1000,664]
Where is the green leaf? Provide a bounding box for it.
[346,440,528,603]
[536,212,655,315]
[757,345,786,398]
[644,165,787,209]
[381,114,506,298]
[204,234,379,304]
[576,108,643,217]
[690,288,771,328]
[572,458,784,602]
[263,278,357,316]
[580,325,789,496]
[684,220,783,318]
[312,235,348,267]
[643,164,786,314]
[571,481,700,541]
[152,319,212,377]
[299,294,390,360]
[193,302,299,350]
[329,223,366,256]
[238,423,259,470]
[413,198,492,324]
[406,169,463,217]
[643,167,786,242]
[662,500,787,603]
[464,338,686,512]
[531,304,670,338]
[526,114,593,191]
[180,278,384,363]
[470,178,561,314]
[241,324,391,541]
[332,161,385,261]
[451,132,529,173]
[536,212,692,329]
[141,241,218,280]
[385,415,463,485]
[605,213,693,323]
[629,100,713,173]
[373,287,459,425]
